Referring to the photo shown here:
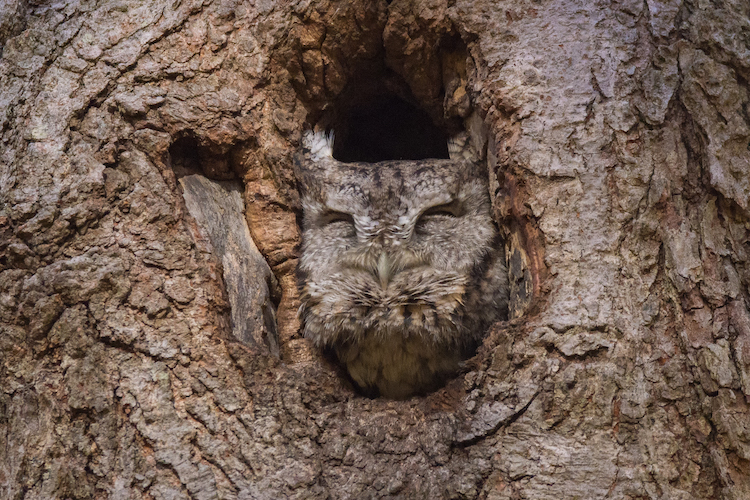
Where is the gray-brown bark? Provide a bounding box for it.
[1,0,750,498]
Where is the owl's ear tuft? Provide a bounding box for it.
[302,129,335,161]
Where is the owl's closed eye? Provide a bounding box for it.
[295,130,509,399]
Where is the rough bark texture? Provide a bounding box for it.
[1,0,750,499]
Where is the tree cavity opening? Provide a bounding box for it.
[330,94,450,163]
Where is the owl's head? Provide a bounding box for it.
[295,131,498,351]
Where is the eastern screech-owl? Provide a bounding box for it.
[295,130,509,399]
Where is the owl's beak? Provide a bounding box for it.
[376,252,393,289]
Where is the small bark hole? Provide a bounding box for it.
[169,136,236,181]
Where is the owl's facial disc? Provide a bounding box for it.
[298,159,496,318]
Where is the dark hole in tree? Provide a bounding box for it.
[169,136,236,180]
[332,95,450,163]
[169,137,202,178]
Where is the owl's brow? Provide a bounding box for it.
[323,190,367,212]
[323,199,366,217]
[399,193,453,216]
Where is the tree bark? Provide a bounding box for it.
[1,0,749,498]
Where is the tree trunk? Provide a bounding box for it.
[1,0,749,498]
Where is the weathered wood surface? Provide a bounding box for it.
[180,174,278,355]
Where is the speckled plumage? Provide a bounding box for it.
[295,131,509,399]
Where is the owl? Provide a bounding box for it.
[295,130,508,399]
